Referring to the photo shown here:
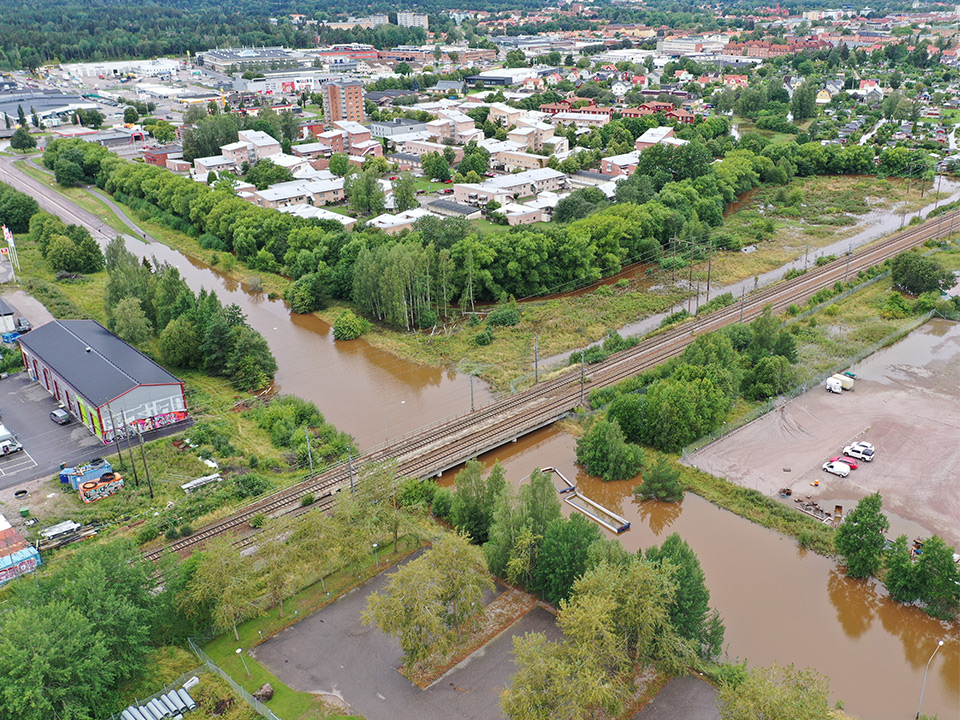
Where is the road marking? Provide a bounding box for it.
[0,449,38,476]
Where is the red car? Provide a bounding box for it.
[444,179,453,183]
[830,456,858,470]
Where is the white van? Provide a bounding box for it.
[0,424,22,455]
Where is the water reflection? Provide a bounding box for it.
[439,425,960,720]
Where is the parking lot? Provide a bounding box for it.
[252,554,562,720]
[687,320,960,548]
[0,372,107,491]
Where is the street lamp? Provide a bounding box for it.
[916,639,944,719]
[384,400,405,442]
[236,647,251,677]
[373,542,379,571]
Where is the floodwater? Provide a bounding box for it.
[117,238,493,449]
[438,427,960,720]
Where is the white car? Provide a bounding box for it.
[822,461,851,478]
[843,444,875,462]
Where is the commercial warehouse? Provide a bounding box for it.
[18,320,188,444]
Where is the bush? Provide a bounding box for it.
[249,513,266,528]
[164,527,180,541]
[660,309,692,328]
[233,473,270,499]
[179,524,193,537]
[432,486,453,520]
[474,327,494,346]
[487,304,520,327]
[332,310,369,341]
[301,493,316,507]
[397,477,437,508]
[136,524,160,544]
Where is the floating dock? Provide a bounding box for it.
[541,467,631,534]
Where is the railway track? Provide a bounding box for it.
[143,208,958,561]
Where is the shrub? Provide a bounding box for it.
[301,493,316,507]
[474,327,494,346]
[249,513,266,528]
[136,524,160,544]
[332,310,369,341]
[179,524,193,537]
[660,309,692,327]
[397,477,437,507]
[233,473,270,499]
[164,527,180,541]
[432,486,453,519]
[487,304,520,327]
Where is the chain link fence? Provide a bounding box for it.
[188,638,283,720]
[681,310,937,458]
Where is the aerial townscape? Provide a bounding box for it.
[0,0,959,719]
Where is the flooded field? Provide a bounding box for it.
[117,238,494,449]
[439,427,960,720]
[688,319,960,548]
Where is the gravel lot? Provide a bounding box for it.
[687,319,960,549]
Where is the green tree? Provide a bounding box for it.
[53,156,84,186]
[506,49,528,68]
[450,460,506,545]
[245,158,295,190]
[285,271,330,313]
[328,152,350,176]
[109,296,152,344]
[256,516,304,617]
[790,81,818,121]
[912,535,960,618]
[363,533,493,661]
[532,514,603,605]
[123,106,139,123]
[646,533,724,659]
[891,251,956,295]
[884,535,920,603]
[0,185,39,232]
[9,125,36,151]
[183,537,258,641]
[395,61,412,76]
[575,418,644,482]
[80,109,104,129]
[719,663,831,720]
[835,492,889,579]
[393,172,417,212]
[743,355,795,400]
[345,168,386,215]
[421,151,451,181]
[158,316,201,368]
[635,454,684,503]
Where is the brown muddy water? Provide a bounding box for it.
[438,427,960,720]
[119,237,493,449]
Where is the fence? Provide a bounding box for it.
[188,638,283,720]
[681,309,937,458]
[106,667,205,720]
[785,269,891,324]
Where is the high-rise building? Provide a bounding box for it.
[321,78,365,123]
[397,12,429,30]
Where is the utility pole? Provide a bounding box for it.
[739,286,745,323]
[671,236,677,282]
[106,402,123,471]
[305,426,313,474]
[122,414,139,489]
[347,450,355,493]
[705,239,712,302]
[695,281,700,313]
[469,374,475,412]
[687,256,694,314]
[843,243,852,283]
[534,333,539,384]
[136,429,154,499]
[579,350,585,407]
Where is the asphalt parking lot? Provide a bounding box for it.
[631,676,720,720]
[0,371,106,491]
[252,555,562,720]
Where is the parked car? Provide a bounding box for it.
[444,179,453,184]
[830,456,858,470]
[843,444,875,461]
[822,461,851,478]
[14,318,31,333]
[850,441,874,452]
[50,409,71,425]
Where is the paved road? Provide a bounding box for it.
[632,676,720,720]
[252,557,561,720]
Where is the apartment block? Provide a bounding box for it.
[321,78,366,124]
[397,12,429,30]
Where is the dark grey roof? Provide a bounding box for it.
[427,199,479,215]
[389,152,420,162]
[430,80,465,91]
[574,170,608,180]
[19,320,181,407]
[0,298,14,316]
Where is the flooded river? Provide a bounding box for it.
[119,238,493,449]
[438,428,960,720]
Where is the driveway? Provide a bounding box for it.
[252,559,561,720]
[632,676,720,720]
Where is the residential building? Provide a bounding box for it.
[199,47,307,73]
[634,126,675,150]
[423,199,482,220]
[397,12,429,30]
[278,204,357,230]
[600,150,641,177]
[18,320,188,444]
[321,78,365,124]
[552,112,610,128]
[425,110,483,145]
[367,208,438,234]
[496,150,548,171]
[142,145,183,168]
[253,177,346,209]
[192,155,237,181]
[369,117,430,138]
[397,138,465,163]
[453,167,566,205]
